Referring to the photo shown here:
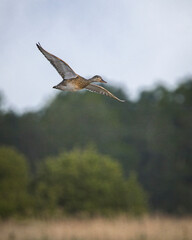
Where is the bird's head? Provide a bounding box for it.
[92,75,107,83]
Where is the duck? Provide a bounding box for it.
[36,43,125,102]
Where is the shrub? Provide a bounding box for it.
[126,172,148,215]
[0,146,29,217]
[35,147,148,216]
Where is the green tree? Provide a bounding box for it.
[126,172,148,215]
[35,147,147,216]
[1,79,192,215]
[0,146,29,217]
[135,80,192,213]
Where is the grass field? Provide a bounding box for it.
[0,216,192,240]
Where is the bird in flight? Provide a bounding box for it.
[36,43,125,102]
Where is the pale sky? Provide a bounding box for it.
[1,0,192,112]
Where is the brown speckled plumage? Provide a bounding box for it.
[63,76,92,90]
[36,43,125,102]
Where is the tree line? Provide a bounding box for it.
[0,146,147,217]
[0,78,192,216]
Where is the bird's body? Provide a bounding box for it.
[56,76,92,91]
[36,43,125,102]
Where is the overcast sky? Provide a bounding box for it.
[1,0,192,112]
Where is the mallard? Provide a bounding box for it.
[36,43,125,102]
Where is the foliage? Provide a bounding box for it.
[125,172,148,215]
[34,147,147,215]
[0,146,29,217]
[0,79,192,214]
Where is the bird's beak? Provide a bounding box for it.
[101,79,107,83]
[53,86,56,89]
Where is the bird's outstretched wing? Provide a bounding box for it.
[36,43,77,80]
[85,84,125,102]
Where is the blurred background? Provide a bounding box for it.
[0,0,192,232]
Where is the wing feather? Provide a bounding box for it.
[85,84,125,102]
[36,43,77,79]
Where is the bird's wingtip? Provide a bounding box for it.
[116,98,126,102]
[36,42,41,48]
